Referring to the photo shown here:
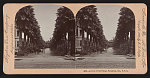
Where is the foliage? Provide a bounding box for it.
[76,5,108,52]
[15,5,45,55]
[113,7,135,55]
[50,6,75,56]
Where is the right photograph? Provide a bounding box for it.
[75,5,135,68]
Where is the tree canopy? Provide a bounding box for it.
[114,7,135,45]
[15,5,45,48]
[50,6,75,52]
[76,5,107,48]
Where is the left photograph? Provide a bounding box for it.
[15,5,76,68]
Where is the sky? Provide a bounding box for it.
[33,5,122,41]
[33,5,61,41]
[96,5,122,41]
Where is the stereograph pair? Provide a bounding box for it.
[3,3,147,74]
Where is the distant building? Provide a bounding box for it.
[15,28,19,55]
[108,40,114,47]
[15,26,32,56]
[75,26,82,53]
[75,25,101,54]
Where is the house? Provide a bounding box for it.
[75,26,82,53]
[15,28,19,55]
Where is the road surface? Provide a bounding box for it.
[15,47,135,69]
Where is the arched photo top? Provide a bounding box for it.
[56,6,74,19]
[15,5,36,31]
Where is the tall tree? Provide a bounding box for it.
[114,7,135,46]
[114,7,135,54]
[76,5,107,49]
[50,6,75,56]
[15,5,44,54]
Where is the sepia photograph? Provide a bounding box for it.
[14,4,135,69]
[3,3,147,74]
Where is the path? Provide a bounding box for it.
[15,47,135,69]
